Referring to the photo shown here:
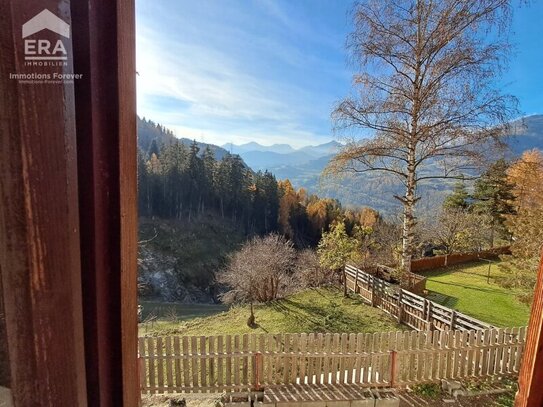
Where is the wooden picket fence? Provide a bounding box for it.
[345,264,492,331]
[139,327,526,393]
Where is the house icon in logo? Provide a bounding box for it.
[22,9,70,39]
[22,9,70,61]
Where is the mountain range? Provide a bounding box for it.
[226,115,543,214]
[138,114,543,215]
[222,140,342,170]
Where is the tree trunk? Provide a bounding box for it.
[400,17,422,279]
[400,148,418,277]
[490,219,495,248]
[247,301,256,328]
[401,198,415,275]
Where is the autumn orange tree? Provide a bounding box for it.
[327,0,517,275]
[500,150,543,303]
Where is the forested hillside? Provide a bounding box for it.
[136,118,395,302]
[138,116,232,161]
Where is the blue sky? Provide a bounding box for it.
[136,1,543,149]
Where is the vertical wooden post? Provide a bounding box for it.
[516,251,543,407]
[426,301,433,331]
[397,290,404,323]
[390,350,398,387]
[71,0,138,405]
[450,311,456,331]
[0,1,88,404]
[0,272,9,388]
[254,352,263,391]
[354,268,359,294]
[371,276,377,307]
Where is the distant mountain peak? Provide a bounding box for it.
[222,142,296,155]
[223,140,343,156]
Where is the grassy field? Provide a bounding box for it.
[139,301,227,321]
[423,260,530,327]
[139,287,403,337]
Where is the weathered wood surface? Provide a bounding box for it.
[515,251,543,407]
[71,0,138,405]
[345,265,492,332]
[139,328,526,393]
[0,1,138,405]
[0,1,88,404]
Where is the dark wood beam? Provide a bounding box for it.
[0,1,88,405]
[0,265,11,387]
[516,250,543,407]
[0,0,137,405]
[71,0,138,405]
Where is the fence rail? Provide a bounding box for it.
[139,327,526,393]
[345,264,492,331]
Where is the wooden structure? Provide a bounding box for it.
[138,328,526,394]
[262,384,382,407]
[1,2,543,406]
[345,265,492,332]
[410,246,510,273]
[0,1,138,406]
[364,264,427,296]
[516,251,543,407]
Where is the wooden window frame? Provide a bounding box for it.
[0,1,542,406]
[0,0,138,405]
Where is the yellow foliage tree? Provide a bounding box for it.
[501,149,543,303]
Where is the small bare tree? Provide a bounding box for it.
[296,249,335,288]
[419,208,491,254]
[217,234,296,327]
[327,0,518,275]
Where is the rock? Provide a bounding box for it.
[138,245,215,303]
[451,389,466,399]
[441,379,464,396]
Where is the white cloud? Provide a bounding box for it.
[135,4,343,148]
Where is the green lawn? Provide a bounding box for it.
[139,287,403,337]
[139,301,227,321]
[423,261,530,327]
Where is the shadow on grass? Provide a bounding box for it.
[426,291,458,308]
[266,294,395,333]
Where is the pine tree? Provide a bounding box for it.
[443,182,470,211]
[148,139,160,159]
[137,149,150,216]
[201,146,217,214]
[473,160,516,247]
[187,140,204,220]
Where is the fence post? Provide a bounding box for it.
[390,350,398,387]
[138,356,145,392]
[426,301,434,330]
[450,310,456,331]
[371,276,377,307]
[355,268,359,293]
[397,290,403,323]
[254,352,263,391]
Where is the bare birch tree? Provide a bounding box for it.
[327,0,518,275]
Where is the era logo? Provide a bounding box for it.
[22,9,70,61]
